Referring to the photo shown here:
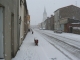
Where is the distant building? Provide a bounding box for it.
[54,5,80,31]
[42,7,47,29]
[45,17,50,30]
[44,15,54,30]
[49,15,54,30]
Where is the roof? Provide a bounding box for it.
[54,5,80,12]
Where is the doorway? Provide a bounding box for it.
[69,26,73,33]
[11,13,14,58]
[0,7,4,59]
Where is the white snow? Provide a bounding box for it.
[12,31,70,60]
[71,23,80,24]
[39,30,80,41]
[73,27,80,30]
[35,29,80,60]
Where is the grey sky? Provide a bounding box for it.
[26,0,80,25]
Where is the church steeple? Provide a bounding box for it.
[43,7,47,14]
[42,7,47,29]
[43,7,47,21]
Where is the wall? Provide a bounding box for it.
[50,15,54,30]
[65,23,80,33]
[54,10,60,30]
[24,2,28,38]
[0,0,29,60]
[0,7,4,59]
[19,0,25,46]
[0,0,19,60]
[60,5,80,20]
[54,5,80,31]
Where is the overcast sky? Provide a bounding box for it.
[26,0,80,25]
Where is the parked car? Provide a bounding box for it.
[54,30,62,33]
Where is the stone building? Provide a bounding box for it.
[0,0,29,60]
[45,17,50,30]
[54,5,80,31]
[49,15,54,30]
[59,18,80,33]
[44,15,54,30]
[59,18,80,32]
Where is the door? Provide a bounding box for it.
[11,13,14,58]
[61,24,64,31]
[0,7,4,58]
[69,26,73,33]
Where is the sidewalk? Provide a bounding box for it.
[12,31,70,60]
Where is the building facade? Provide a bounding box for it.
[0,0,29,60]
[27,15,30,31]
[60,18,80,33]
[59,18,80,32]
[54,5,80,31]
[44,15,54,30]
[19,0,29,46]
[49,15,54,30]
[65,22,80,33]
[45,17,50,30]
[0,0,19,60]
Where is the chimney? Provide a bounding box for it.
[47,17,49,19]
[51,15,53,17]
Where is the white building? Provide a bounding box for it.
[42,7,47,29]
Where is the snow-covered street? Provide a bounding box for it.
[12,30,70,60]
[36,29,80,60]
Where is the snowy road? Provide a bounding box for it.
[35,29,80,60]
[12,30,70,60]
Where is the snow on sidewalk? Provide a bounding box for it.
[12,31,70,60]
[12,32,49,60]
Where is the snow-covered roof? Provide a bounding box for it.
[71,23,80,24]
[73,27,80,30]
